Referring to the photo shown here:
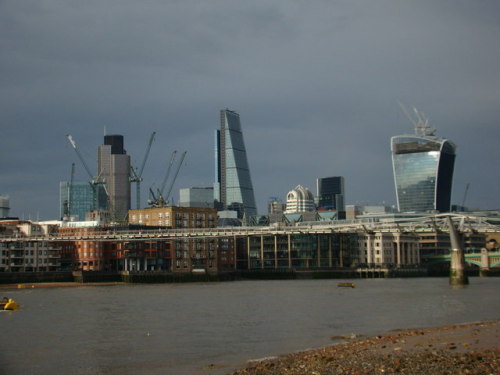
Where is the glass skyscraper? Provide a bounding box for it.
[391,115,456,213]
[215,109,257,218]
[316,176,346,219]
[59,181,108,221]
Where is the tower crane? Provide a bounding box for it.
[148,151,177,207]
[462,183,470,209]
[148,151,187,207]
[164,151,187,205]
[157,150,178,204]
[62,163,75,220]
[130,132,156,209]
[66,134,108,211]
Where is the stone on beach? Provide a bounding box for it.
[231,320,499,375]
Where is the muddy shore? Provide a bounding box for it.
[230,320,499,375]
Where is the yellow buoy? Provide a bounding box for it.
[2,299,20,310]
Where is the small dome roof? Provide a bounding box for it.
[287,185,314,201]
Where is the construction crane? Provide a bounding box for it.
[148,151,176,207]
[130,132,156,209]
[148,151,187,207]
[62,163,75,220]
[462,183,470,209]
[164,151,187,205]
[66,134,107,211]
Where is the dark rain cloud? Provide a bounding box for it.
[1,0,499,219]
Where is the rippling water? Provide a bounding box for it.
[1,278,499,374]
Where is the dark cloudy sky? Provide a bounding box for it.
[1,0,499,220]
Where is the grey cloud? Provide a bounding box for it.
[1,0,499,218]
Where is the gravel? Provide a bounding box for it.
[230,320,499,375]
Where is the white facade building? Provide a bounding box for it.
[0,221,60,272]
[285,185,316,214]
[357,231,420,267]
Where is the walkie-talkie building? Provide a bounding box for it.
[391,110,456,213]
[215,109,257,219]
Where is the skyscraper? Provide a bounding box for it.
[316,176,346,219]
[391,111,456,213]
[97,135,131,220]
[0,195,10,218]
[215,109,257,218]
[59,181,107,221]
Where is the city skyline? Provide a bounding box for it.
[1,1,499,219]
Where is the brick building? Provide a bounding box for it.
[128,206,221,273]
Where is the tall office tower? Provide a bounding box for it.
[215,109,257,218]
[0,195,10,218]
[97,135,131,220]
[391,111,456,213]
[316,176,346,219]
[59,181,108,221]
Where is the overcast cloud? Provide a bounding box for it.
[1,0,499,219]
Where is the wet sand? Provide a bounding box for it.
[231,320,499,375]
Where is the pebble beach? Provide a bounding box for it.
[230,320,499,375]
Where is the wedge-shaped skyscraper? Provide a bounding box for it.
[391,110,456,213]
[215,109,257,218]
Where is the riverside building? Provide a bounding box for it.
[128,206,221,273]
[214,109,257,219]
[356,231,420,267]
[0,220,60,272]
[391,111,456,213]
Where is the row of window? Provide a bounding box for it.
[0,250,50,256]
[132,213,215,220]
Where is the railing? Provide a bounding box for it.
[0,214,499,243]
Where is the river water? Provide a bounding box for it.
[1,278,499,375]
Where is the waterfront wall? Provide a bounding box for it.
[0,267,494,285]
[0,271,73,284]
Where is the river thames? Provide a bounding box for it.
[1,277,499,375]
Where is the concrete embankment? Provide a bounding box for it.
[0,268,494,288]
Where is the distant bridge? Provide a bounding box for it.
[425,250,500,269]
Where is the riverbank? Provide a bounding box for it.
[0,282,125,289]
[231,320,499,375]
